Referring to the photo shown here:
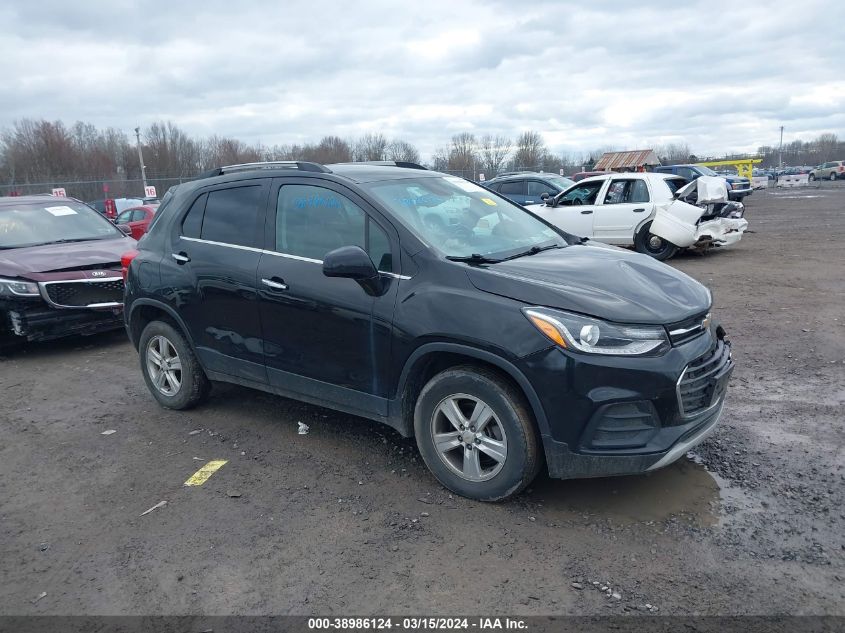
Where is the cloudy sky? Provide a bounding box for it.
[1,0,843,159]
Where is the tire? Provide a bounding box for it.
[634,221,679,261]
[413,365,542,501]
[139,320,210,410]
[809,174,815,182]
[830,172,837,181]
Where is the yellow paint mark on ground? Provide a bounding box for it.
[480,197,497,206]
[184,459,228,486]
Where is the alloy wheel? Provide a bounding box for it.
[146,335,182,396]
[430,393,508,482]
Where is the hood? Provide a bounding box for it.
[0,236,136,279]
[465,243,710,324]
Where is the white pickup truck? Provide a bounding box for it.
[523,173,748,260]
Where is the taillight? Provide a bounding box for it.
[121,250,139,281]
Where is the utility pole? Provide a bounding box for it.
[134,127,148,192]
[778,125,784,169]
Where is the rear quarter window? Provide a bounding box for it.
[200,185,263,247]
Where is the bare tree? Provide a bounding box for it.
[353,133,389,161]
[477,134,511,177]
[386,139,420,163]
[430,146,449,172]
[511,131,548,171]
[447,132,478,176]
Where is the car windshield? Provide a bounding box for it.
[697,166,719,176]
[364,176,567,259]
[0,200,124,249]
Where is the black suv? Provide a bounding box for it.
[124,161,733,501]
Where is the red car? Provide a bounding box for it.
[115,204,159,240]
[571,170,613,182]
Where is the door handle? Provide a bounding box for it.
[524,200,535,204]
[580,210,593,215]
[172,252,190,263]
[261,277,288,291]
[633,208,646,212]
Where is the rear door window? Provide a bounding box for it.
[499,180,525,196]
[629,179,650,203]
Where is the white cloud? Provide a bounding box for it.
[0,0,843,159]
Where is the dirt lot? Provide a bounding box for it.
[1,182,843,616]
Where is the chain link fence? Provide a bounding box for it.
[0,175,198,203]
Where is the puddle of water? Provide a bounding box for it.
[530,458,721,526]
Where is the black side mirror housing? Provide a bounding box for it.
[540,192,550,201]
[323,246,383,295]
[117,224,132,236]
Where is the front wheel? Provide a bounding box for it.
[634,221,679,260]
[139,320,210,410]
[414,366,542,501]
[809,174,816,181]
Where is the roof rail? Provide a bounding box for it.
[199,161,332,179]
[336,161,428,170]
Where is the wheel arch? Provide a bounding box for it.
[392,343,550,439]
[127,299,195,351]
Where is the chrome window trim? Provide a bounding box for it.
[38,277,124,310]
[669,324,704,337]
[180,236,411,279]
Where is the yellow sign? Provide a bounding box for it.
[480,197,497,206]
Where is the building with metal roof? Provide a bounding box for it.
[594,149,661,172]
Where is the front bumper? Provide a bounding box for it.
[523,329,733,479]
[2,301,124,343]
[728,187,752,200]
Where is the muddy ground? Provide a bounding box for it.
[1,182,843,617]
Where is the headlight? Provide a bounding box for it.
[523,308,670,356]
[0,277,40,297]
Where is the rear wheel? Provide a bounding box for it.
[139,320,210,409]
[414,366,542,501]
[809,173,816,181]
[634,221,678,261]
[830,172,837,181]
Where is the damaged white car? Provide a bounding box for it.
[523,173,748,260]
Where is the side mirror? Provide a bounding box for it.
[323,246,383,295]
[117,224,132,236]
[540,192,550,201]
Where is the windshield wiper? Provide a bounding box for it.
[500,243,564,261]
[445,253,502,264]
[42,238,98,245]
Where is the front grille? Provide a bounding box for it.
[667,312,709,346]
[678,340,732,417]
[44,279,124,308]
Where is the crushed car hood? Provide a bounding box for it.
[0,237,134,278]
[465,244,710,324]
